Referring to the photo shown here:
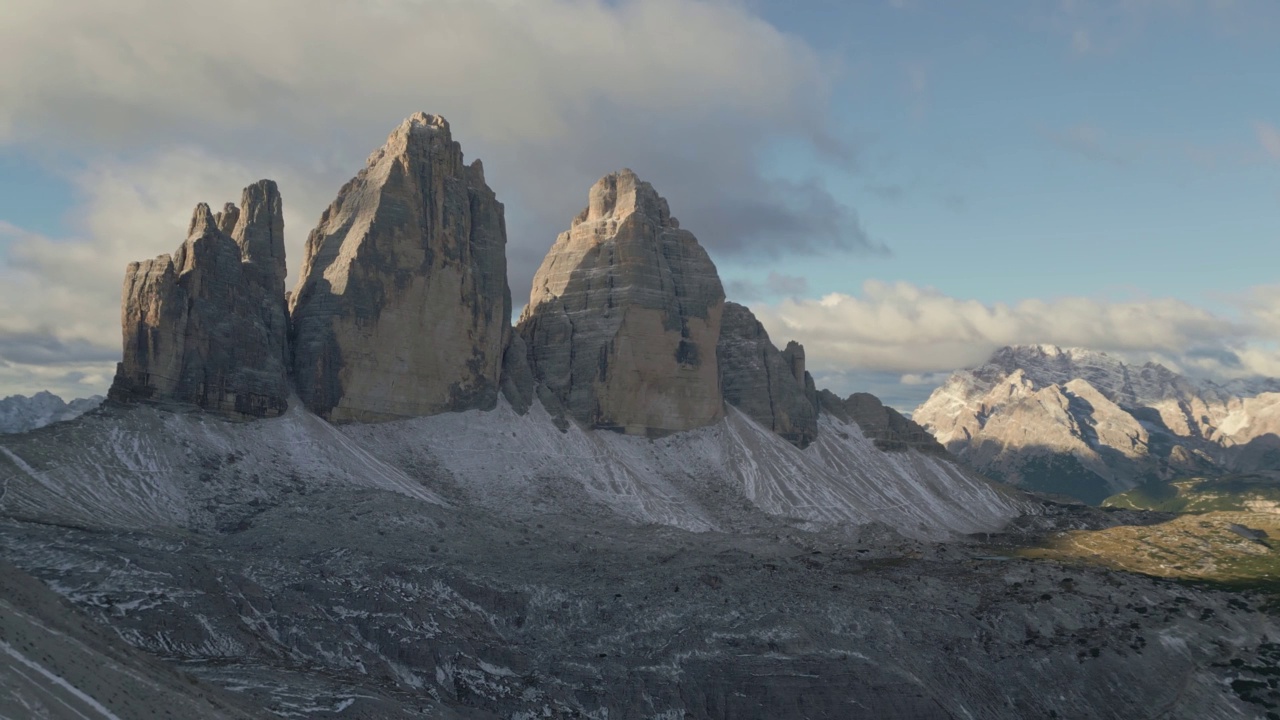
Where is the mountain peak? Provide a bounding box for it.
[111,181,292,419]
[401,111,451,135]
[0,391,104,434]
[573,169,677,230]
[519,169,721,436]
[290,112,510,422]
[978,345,1188,402]
[363,112,464,174]
[385,112,453,148]
[913,342,1280,503]
[186,202,219,239]
[995,344,1117,365]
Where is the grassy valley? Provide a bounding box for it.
[1017,511,1280,591]
[1103,474,1280,514]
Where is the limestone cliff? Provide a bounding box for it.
[518,170,724,436]
[717,302,817,447]
[108,181,290,417]
[913,345,1239,503]
[289,113,511,422]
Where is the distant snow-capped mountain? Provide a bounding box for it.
[913,345,1280,503]
[0,391,103,434]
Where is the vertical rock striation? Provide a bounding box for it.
[289,113,511,422]
[716,302,818,447]
[518,170,724,436]
[109,181,290,417]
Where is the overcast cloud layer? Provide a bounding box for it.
[0,0,870,397]
[0,0,1276,406]
[752,281,1280,409]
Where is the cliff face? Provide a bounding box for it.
[108,181,290,418]
[911,345,1260,503]
[289,113,511,422]
[100,115,957,462]
[716,301,818,447]
[518,170,725,436]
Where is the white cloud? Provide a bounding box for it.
[0,0,850,260]
[0,0,823,150]
[1231,345,1280,379]
[751,280,1271,378]
[900,372,951,386]
[1071,28,1094,53]
[0,360,114,402]
[1258,122,1280,160]
[0,0,866,396]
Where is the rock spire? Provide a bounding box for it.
[289,113,512,422]
[109,180,290,417]
[716,302,818,447]
[518,169,725,436]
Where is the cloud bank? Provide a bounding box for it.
[752,280,1277,405]
[0,0,873,397]
[0,0,1276,405]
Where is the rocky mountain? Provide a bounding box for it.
[5,115,1275,718]
[1216,391,1280,471]
[717,301,818,447]
[518,169,725,436]
[3,399,1274,719]
[914,344,1280,503]
[0,391,102,434]
[290,113,511,422]
[820,390,946,454]
[108,180,291,418]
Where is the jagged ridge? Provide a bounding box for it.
[914,344,1280,503]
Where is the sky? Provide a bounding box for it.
[0,0,1277,410]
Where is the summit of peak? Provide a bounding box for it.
[186,203,220,238]
[363,112,462,170]
[997,344,1107,360]
[401,111,451,134]
[574,169,676,229]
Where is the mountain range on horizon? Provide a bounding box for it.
[0,391,103,435]
[3,112,1279,719]
[913,343,1280,504]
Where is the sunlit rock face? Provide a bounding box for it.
[910,345,1268,502]
[289,113,511,422]
[518,169,725,436]
[109,181,290,418]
